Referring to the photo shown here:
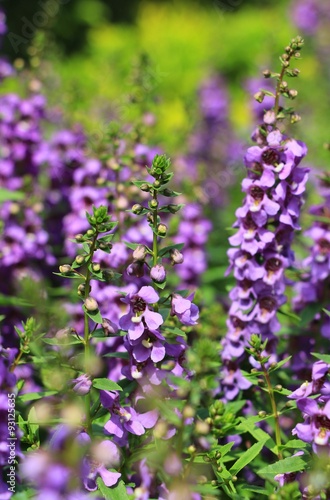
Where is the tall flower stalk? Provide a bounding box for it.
[221,37,309,406]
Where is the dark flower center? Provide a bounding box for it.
[243,213,257,231]
[131,295,146,314]
[318,238,330,255]
[261,148,279,165]
[250,162,263,176]
[230,316,245,330]
[265,258,282,272]
[249,186,264,201]
[316,415,330,431]
[240,279,252,291]
[259,296,277,312]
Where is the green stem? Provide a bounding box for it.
[10,349,24,373]
[274,65,286,117]
[262,366,283,459]
[152,190,158,267]
[83,231,98,436]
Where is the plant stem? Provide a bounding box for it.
[262,366,283,460]
[83,231,98,436]
[10,349,24,373]
[274,65,286,117]
[152,190,158,267]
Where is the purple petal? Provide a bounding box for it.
[98,466,121,487]
[138,286,159,304]
[144,309,163,330]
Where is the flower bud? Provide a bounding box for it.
[263,69,271,78]
[133,245,147,261]
[254,91,264,103]
[132,204,143,215]
[75,255,85,265]
[84,296,99,312]
[72,374,92,396]
[157,223,167,236]
[59,264,71,274]
[153,180,160,188]
[289,89,298,98]
[140,183,150,192]
[102,269,115,283]
[150,265,166,283]
[167,204,180,214]
[263,110,276,125]
[102,318,118,336]
[149,199,159,210]
[86,229,95,236]
[170,248,184,265]
[92,262,101,272]
[126,262,144,278]
[75,234,84,242]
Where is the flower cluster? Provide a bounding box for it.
[221,37,308,399]
[290,360,330,453]
[294,172,330,340]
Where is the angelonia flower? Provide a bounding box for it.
[221,37,308,400]
[294,172,330,341]
[290,360,330,454]
[173,204,212,286]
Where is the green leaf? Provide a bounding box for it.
[0,187,25,202]
[258,454,308,482]
[229,439,267,476]
[281,439,308,450]
[153,280,166,289]
[93,378,123,392]
[17,391,58,403]
[123,241,152,252]
[97,478,129,500]
[269,355,291,373]
[42,338,83,346]
[27,407,39,440]
[103,352,129,359]
[83,306,103,325]
[236,417,277,455]
[311,352,330,364]
[299,303,323,326]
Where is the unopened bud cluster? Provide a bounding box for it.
[128,155,185,286]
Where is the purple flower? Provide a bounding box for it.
[293,398,330,448]
[83,440,121,491]
[119,286,163,341]
[150,265,166,283]
[171,294,199,326]
[72,374,92,396]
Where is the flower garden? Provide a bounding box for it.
[1,1,330,499]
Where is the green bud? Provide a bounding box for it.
[84,296,99,312]
[86,229,94,237]
[102,270,115,283]
[167,204,180,214]
[153,180,161,188]
[149,199,159,209]
[75,234,84,242]
[59,264,72,274]
[75,255,85,265]
[132,204,143,215]
[157,223,167,236]
[92,262,101,272]
[140,183,150,192]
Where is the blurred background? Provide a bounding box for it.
[1,0,330,316]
